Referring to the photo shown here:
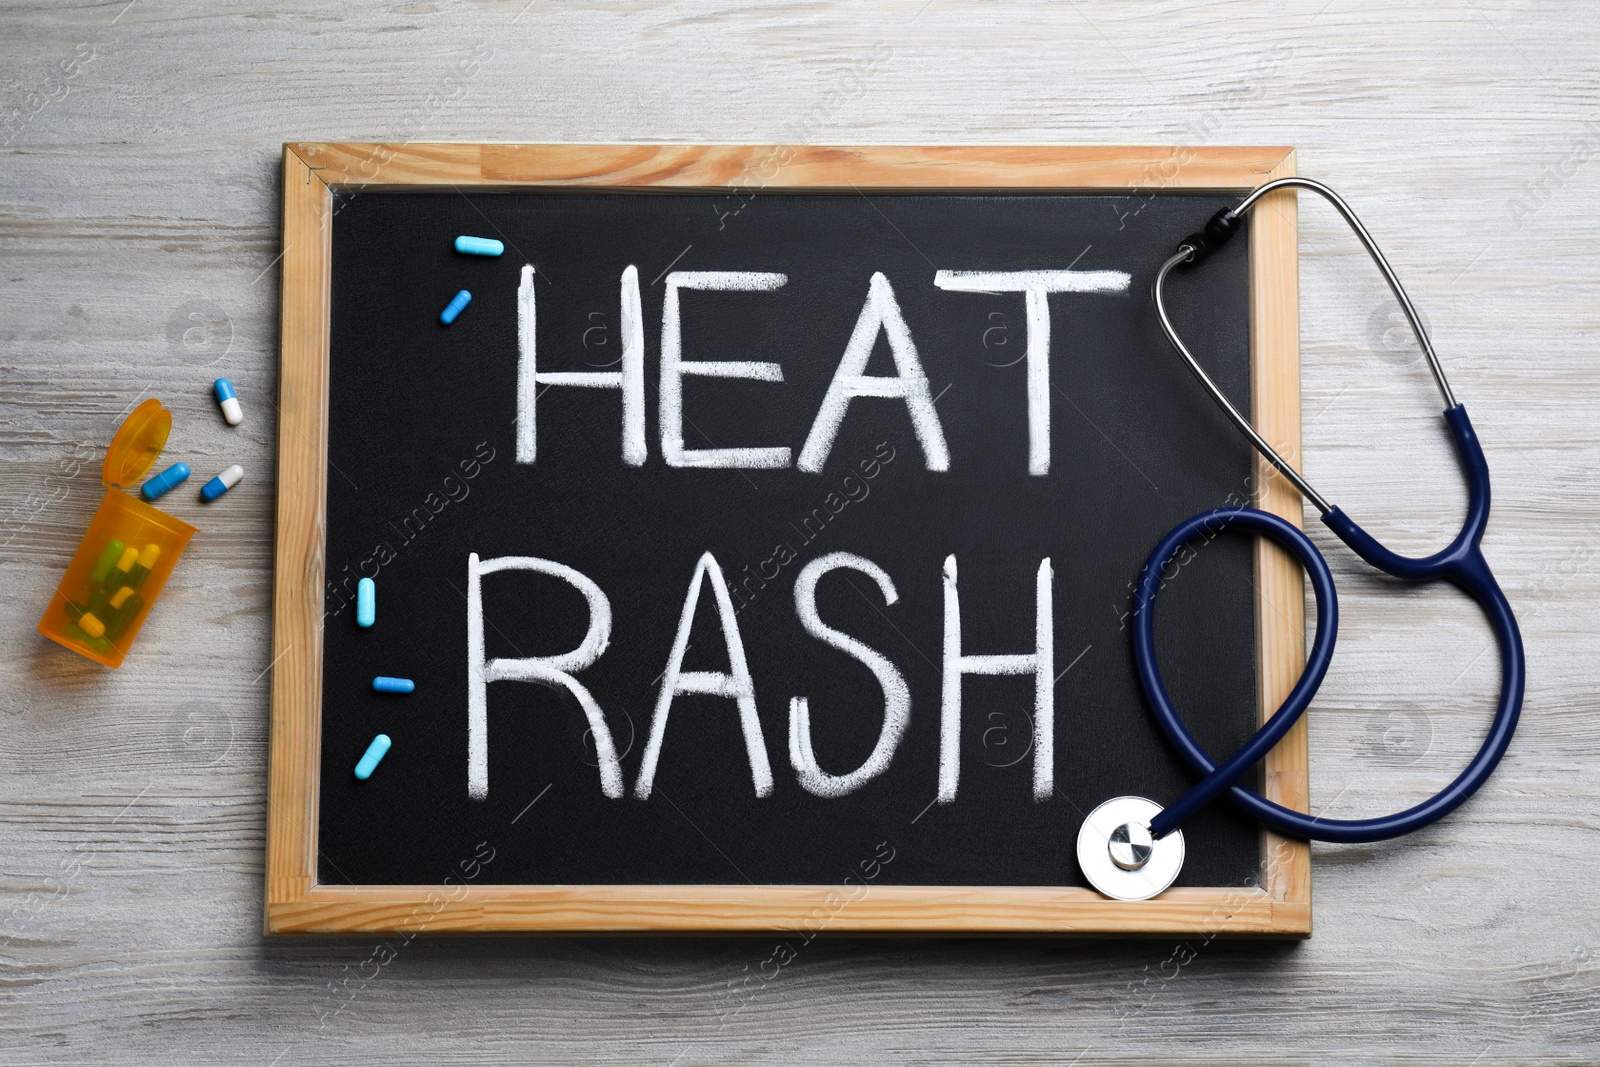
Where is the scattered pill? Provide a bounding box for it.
[439,289,472,325]
[373,676,414,694]
[90,540,125,585]
[141,462,190,502]
[356,577,376,628]
[126,543,160,588]
[200,464,244,502]
[213,378,243,426]
[454,235,504,257]
[354,733,392,780]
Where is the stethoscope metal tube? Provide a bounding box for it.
[1153,247,1331,514]
[1151,177,1462,516]
[1078,178,1525,902]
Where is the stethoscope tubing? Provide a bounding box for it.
[1132,176,1526,848]
[1132,507,1337,838]
[1133,405,1525,844]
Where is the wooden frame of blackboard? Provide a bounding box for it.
[268,143,1310,937]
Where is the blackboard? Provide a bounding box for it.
[268,144,1312,936]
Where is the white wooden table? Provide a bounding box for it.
[2,2,1596,1062]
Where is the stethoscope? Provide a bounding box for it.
[1076,178,1526,901]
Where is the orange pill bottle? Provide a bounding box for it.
[37,399,197,668]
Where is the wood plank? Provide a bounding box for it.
[1249,150,1313,918]
[289,141,1293,190]
[264,146,331,920]
[267,885,1304,937]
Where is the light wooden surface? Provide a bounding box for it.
[266,143,1310,937]
[1,1,1595,1062]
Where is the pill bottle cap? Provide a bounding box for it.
[102,398,172,490]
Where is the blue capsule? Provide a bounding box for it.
[439,290,472,325]
[214,378,243,425]
[354,734,391,780]
[200,464,243,502]
[141,462,191,501]
[454,235,504,257]
[356,577,376,628]
[373,676,414,694]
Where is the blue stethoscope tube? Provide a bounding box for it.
[1132,177,1526,849]
[1134,408,1524,844]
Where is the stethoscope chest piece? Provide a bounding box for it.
[1076,796,1185,901]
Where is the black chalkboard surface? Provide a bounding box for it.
[317,187,1262,893]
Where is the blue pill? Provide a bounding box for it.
[354,733,391,780]
[454,235,504,257]
[439,289,472,325]
[200,464,243,502]
[356,577,376,628]
[141,462,190,501]
[373,676,414,694]
[214,378,242,425]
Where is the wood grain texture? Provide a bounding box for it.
[1245,154,1313,910]
[291,140,1295,190]
[265,144,331,918]
[1,1,1596,1062]
[269,885,1306,938]
[266,142,1308,937]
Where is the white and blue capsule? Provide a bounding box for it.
[200,464,243,502]
[213,378,243,425]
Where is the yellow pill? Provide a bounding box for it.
[127,543,161,588]
[79,612,106,638]
[104,589,144,640]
